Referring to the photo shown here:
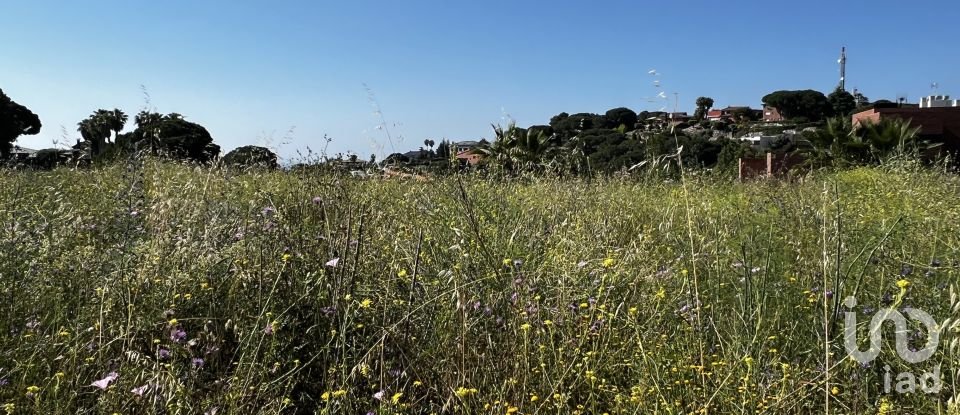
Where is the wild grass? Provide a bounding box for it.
[1,160,960,414]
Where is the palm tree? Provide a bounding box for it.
[105,109,128,144]
[857,117,921,154]
[476,123,562,172]
[135,111,162,129]
[78,113,111,157]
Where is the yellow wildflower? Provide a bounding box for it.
[896,279,910,289]
[391,392,403,404]
[281,253,292,262]
[360,298,373,308]
[602,258,616,268]
[877,397,893,415]
[455,387,478,398]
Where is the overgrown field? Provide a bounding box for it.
[2,161,960,414]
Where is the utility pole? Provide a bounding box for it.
[838,46,847,91]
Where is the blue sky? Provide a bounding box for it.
[2,0,958,160]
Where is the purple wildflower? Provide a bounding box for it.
[158,348,171,359]
[262,207,275,216]
[192,357,205,369]
[170,327,187,343]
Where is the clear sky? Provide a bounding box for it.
[2,0,958,160]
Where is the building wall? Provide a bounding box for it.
[738,152,805,180]
[920,95,960,108]
[455,151,483,165]
[763,106,784,122]
[852,107,960,153]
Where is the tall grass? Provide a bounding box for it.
[1,160,959,414]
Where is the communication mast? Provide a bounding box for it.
[838,47,847,91]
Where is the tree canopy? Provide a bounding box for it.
[124,112,219,162]
[222,145,278,169]
[827,87,857,117]
[761,90,831,121]
[694,97,714,121]
[603,107,638,130]
[0,89,42,158]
